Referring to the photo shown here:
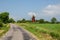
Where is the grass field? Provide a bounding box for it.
[0,24,10,37]
[17,23,60,40]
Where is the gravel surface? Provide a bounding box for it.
[0,24,37,40]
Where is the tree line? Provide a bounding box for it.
[17,17,60,24]
[0,12,60,24]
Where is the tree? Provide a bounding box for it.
[56,21,60,24]
[39,19,45,23]
[45,21,50,23]
[17,19,26,23]
[21,18,26,23]
[17,20,21,23]
[51,17,57,24]
[0,12,9,23]
[8,18,15,23]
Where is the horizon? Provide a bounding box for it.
[0,0,60,21]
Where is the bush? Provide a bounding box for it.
[40,30,47,34]
[0,20,3,28]
[0,22,3,28]
[50,32,59,38]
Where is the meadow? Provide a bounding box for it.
[17,23,60,40]
[0,24,10,37]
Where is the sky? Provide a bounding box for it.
[0,0,60,21]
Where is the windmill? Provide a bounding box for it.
[32,15,35,22]
[28,12,36,22]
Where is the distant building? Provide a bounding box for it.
[32,15,35,22]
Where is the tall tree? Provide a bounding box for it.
[0,12,9,23]
[51,17,57,23]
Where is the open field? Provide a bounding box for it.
[0,24,10,37]
[17,23,60,40]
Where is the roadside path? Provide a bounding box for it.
[0,24,37,40]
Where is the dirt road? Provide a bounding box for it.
[0,24,37,40]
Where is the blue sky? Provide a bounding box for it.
[0,0,60,21]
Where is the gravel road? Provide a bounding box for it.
[0,24,37,40]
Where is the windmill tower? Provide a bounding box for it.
[32,15,35,22]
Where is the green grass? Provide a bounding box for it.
[0,24,10,37]
[17,23,60,40]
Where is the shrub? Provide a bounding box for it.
[0,22,3,28]
[40,30,47,34]
[0,20,3,28]
[50,32,59,38]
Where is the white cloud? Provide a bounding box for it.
[28,12,36,17]
[27,5,60,21]
[43,5,60,16]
